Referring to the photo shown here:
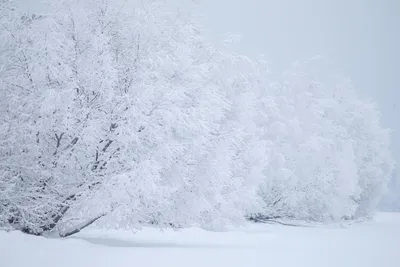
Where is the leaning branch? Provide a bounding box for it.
[59,212,108,238]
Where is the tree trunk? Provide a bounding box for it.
[59,212,108,238]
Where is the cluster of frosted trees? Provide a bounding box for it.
[381,172,400,211]
[0,0,394,236]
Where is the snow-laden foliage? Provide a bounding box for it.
[0,0,395,235]
[0,0,265,235]
[380,171,400,212]
[256,58,395,221]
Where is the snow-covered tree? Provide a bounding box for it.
[1,0,394,236]
[380,169,400,212]
[0,0,265,235]
[256,58,395,221]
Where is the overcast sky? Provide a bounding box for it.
[195,0,399,168]
[17,0,400,169]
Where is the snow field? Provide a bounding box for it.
[1,213,399,267]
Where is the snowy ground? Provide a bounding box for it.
[1,213,399,267]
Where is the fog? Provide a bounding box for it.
[196,0,399,166]
[195,0,400,208]
[17,0,400,152]
[16,0,399,190]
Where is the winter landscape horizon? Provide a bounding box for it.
[1,1,399,266]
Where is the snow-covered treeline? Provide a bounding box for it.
[0,0,395,236]
[380,171,400,212]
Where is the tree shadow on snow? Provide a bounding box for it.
[68,236,245,249]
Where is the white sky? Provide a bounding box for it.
[16,0,400,167]
[195,0,400,167]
